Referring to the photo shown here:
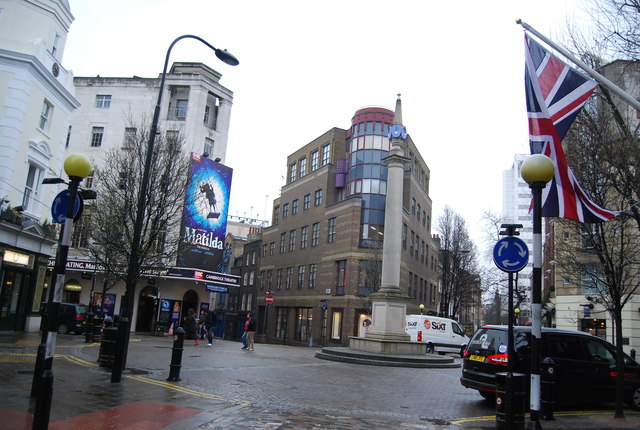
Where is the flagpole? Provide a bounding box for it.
[517,19,640,112]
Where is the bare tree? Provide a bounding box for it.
[86,121,190,306]
[436,206,480,319]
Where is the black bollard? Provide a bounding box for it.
[631,349,636,361]
[32,369,54,430]
[541,357,556,421]
[495,372,526,430]
[85,311,94,343]
[167,327,186,382]
[30,343,46,398]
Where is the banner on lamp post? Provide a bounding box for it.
[177,153,233,272]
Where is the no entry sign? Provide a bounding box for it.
[265,294,274,304]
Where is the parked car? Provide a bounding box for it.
[40,302,89,335]
[460,325,640,410]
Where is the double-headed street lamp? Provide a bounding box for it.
[33,153,92,430]
[110,35,239,383]
[521,154,555,430]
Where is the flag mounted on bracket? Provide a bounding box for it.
[524,33,617,223]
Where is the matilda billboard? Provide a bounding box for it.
[177,153,233,272]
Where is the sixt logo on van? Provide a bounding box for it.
[423,320,447,330]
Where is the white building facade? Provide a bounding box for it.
[0,0,79,331]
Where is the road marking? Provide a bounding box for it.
[126,375,251,406]
[450,410,640,425]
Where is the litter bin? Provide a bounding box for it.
[98,326,118,368]
[495,372,526,430]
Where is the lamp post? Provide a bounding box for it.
[419,304,424,315]
[521,154,555,430]
[110,35,238,383]
[32,153,92,430]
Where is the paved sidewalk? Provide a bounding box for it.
[1,331,639,429]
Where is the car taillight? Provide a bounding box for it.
[487,353,509,365]
[609,371,634,378]
[75,315,84,321]
[463,349,470,359]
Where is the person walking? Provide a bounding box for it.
[206,308,217,347]
[241,312,250,350]
[246,312,257,351]
[184,308,199,346]
[198,310,207,340]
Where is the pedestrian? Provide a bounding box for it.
[246,312,257,351]
[183,308,199,346]
[241,312,250,350]
[198,310,207,340]
[206,308,217,347]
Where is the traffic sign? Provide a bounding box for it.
[265,294,274,304]
[51,190,82,223]
[493,236,529,273]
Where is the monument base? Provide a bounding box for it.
[349,336,426,355]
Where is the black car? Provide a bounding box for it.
[460,325,640,410]
[41,302,89,334]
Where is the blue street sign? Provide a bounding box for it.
[51,190,81,223]
[493,236,529,273]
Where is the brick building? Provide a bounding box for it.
[255,105,440,347]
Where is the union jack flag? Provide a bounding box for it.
[525,34,617,223]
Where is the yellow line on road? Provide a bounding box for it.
[450,410,640,425]
[126,375,251,406]
[60,354,98,368]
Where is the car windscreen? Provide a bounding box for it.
[76,305,89,316]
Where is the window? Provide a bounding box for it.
[321,144,331,166]
[262,244,268,257]
[22,163,43,212]
[300,226,308,249]
[175,99,188,118]
[51,33,61,58]
[297,266,305,289]
[299,157,307,177]
[411,198,416,215]
[204,138,214,156]
[303,194,311,210]
[274,206,280,225]
[417,204,421,220]
[311,150,319,171]
[71,214,90,248]
[95,95,112,108]
[269,242,275,255]
[39,100,52,131]
[283,203,289,218]
[331,310,342,340]
[289,163,297,183]
[295,308,313,341]
[336,260,346,295]
[312,222,320,246]
[123,127,136,149]
[91,127,104,147]
[289,230,296,251]
[581,264,602,295]
[279,233,286,254]
[314,189,323,206]
[275,307,287,338]
[292,199,299,215]
[65,125,72,148]
[308,264,317,289]
[286,267,293,289]
[327,217,336,243]
[410,231,414,256]
[402,224,407,249]
[276,269,282,290]
[166,130,179,144]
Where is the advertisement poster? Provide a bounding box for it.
[158,299,172,331]
[178,152,233,272]
[92,293,116,317]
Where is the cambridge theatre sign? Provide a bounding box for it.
[47,259,240,293]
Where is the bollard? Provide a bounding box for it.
[495,372,526,430]
[91,316,104,342]
[631,349,636,361]
[85,312,94,343]
[167,327,186,381]
[30,343,47,398]
[32,369,54,430]
[98,327,118,367]
[541,357,557,420]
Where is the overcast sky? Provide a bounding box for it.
[62,0,591,252]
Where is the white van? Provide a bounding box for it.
[405,315,470,357]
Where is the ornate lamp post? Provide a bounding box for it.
[520,154,555,430]
[32,153,92,430]
[110,35,238,383]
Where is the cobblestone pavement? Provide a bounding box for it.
[1,332,639,429]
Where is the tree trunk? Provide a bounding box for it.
[614,307,625,419]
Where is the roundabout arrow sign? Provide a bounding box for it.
[493,236,529,273]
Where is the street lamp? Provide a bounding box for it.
[110,35,238,383]
[32,153,92,430]
[419,304,424,315]
[521,154,555,430]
